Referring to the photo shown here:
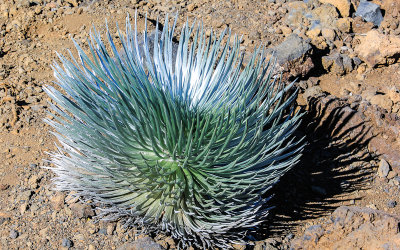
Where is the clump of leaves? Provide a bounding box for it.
[44,14,303,248]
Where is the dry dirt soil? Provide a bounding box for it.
[1,0,400,249]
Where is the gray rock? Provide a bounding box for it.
[352,56,362,67]
[98,228,107,235]
[285,233,294,241]
[9,229,18,239]
[266,34,314,78]
[117,237,163,250]
[0,217,9,226]
[387,200,397,208]
[342,55,353,73]
[268,34,311,65]
[31,104,45,112]
[355,0,383,27]
[62,238,73,248]
[302,224,324,242]
[378,159,391,178]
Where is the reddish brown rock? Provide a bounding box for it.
[355,30,400,67]
[352,16,375,33]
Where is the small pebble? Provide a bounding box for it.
[387,200,397,208]
[187,3,196,11]
[378,159,391,178]
[9,229,18,239]
[352,57,362,66]
[107,223,115,235]
[98,228,107,235]
[62,238,73,248]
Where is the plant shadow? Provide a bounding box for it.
[253,95,377,242]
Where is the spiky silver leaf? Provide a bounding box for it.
[44,13,304,249]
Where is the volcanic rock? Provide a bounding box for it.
[355,0,383,27]
[319,0,351,17]
[322,52,353,75]
[311,4,339,28]
[267,34,314,79]
[378,159,391,178]
[355,30,400,68]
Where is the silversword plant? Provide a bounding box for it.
[44,13,303,248]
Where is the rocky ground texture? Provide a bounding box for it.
[1,0,400,249]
